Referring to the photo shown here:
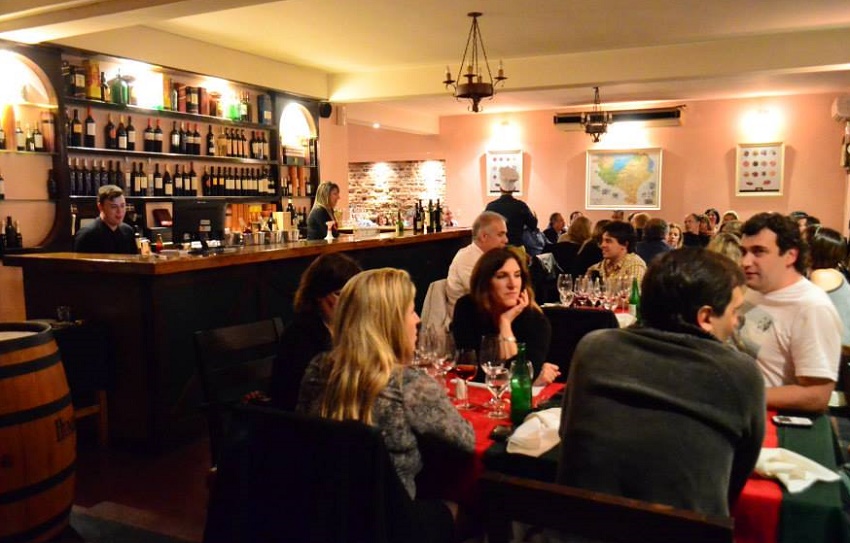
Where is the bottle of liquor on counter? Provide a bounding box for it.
[509,343,532,427]
[126,116,136,151]
[84,106,96,148]
[0,168,5,200]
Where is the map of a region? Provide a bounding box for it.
[587,150,661,208]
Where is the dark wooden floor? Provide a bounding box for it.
[71,423,210,542]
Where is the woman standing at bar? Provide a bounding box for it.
[306,181,340,240]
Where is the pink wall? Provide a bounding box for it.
[327,93,849,231]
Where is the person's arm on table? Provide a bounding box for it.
[765,376,834,413]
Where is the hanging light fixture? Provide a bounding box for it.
[443,12,507,113]
[581,87,613,142]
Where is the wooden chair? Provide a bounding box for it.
[203,404,454,543]
[193,317,283,466]
[481,471,734,543]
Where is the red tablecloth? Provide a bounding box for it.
[461,390,783,543]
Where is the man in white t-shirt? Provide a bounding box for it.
[445,211,508,319]
[738,212,842,412]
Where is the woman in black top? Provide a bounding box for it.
[306,181,340,240]
[451,247,559,385]
[270,252,361,409]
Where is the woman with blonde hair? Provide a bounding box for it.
[707,232,744,265]
[297,268,474,501]
[554,216,592,276]
[666,222,684,249]
[306,181,340,240]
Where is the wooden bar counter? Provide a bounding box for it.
[5,228,471,449]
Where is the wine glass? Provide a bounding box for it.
[479,335,507,412]
[587,277,602,307]
[557,274,574,307]
[574,275,589,307]
[453,348,478,409]
[484,365,511,419]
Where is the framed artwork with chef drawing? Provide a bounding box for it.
[736,142,784,196]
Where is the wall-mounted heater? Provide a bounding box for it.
[553,106,685,132]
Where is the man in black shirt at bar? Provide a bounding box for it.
[74,184,138,254]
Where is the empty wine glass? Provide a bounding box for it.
[479,334,507,412]
[557,274,574,307]
[587,277,602,307]
[484,365,511,419]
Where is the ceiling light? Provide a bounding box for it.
[580,87,612,143]
[443,12,507,113]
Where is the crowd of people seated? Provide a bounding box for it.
[226,201,848,541]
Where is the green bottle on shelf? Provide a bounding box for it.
[509,343,532,427]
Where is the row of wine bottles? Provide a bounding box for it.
[0,122,46,152]
[65,107,271,159]
[68,158,277,198]
[412,199,443,234]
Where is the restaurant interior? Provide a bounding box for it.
[2,1,850,542]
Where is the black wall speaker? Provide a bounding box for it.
[319,102,333,118]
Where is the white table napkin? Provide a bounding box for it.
[506,407,562,457]
[755,447,840,493]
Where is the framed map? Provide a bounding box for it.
[586,148,662,210]
[735,142,784,196]
[486,150,523,196]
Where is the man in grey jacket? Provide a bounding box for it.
[558,248,765,517]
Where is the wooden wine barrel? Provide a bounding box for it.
[0,322,76,543]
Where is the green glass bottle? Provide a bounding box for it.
[510,343,532,427]
[628,276,641,319]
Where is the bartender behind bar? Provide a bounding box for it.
[74,185,138,254]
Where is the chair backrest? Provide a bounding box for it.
[543,307,618,377]
[481,471,734,543]
[421,279,450,331]
[193,317,283,464]
[203,404,454,543]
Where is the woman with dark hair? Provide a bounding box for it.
[553,216,592,276]
[306,181,341,240]
[807,225,850,345]
[574,219,610,276]
[704,208,721,234]
[451,248,559,385]
[270,252,362,409]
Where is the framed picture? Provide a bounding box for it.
[486,150,523,196]
[736,142,784,196]
[586,148,662,209]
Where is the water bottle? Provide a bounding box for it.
[510,343,532,426]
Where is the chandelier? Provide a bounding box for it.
[443,12,507,113]
[581,87,613,142]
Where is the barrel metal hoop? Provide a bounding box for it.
[0,504,72,543]
[0,461,75,505]
[0,393,72,428]
[0,324,51,355]
[0,351,61,379]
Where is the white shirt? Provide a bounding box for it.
[739,277,842,387]
[445,242,484,320]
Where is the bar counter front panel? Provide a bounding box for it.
[5,229,471,449]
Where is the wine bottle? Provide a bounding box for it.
[192,124,201,156]
[153,163,163,196]
[47,168,57,200]
[132,162,141,196]
[4,217,16,249]
[104,113,117,149]
[81,159,92,195]
[509,343,532,426]
[14,122,24,151]
[163,164,173,197]
[107,160,116,186]
[153,119,163,153]
[24,124,35,152]
[116,115,127,150]
[126,116,136,151]
[98,160,107,189]
[206,125,215,156]
[0,168,5,200]
[84,106,96,148]
[216,127,227,157]
[33,126,44,152]
[170,121,180,154]
[189,162,198,196]
[69,158,78,196]
[115,161,124,191]
[179,122,188,154]
[628,276,641,319]
[201,166,211,196]
[143,118,154,152]
[0,122,6,149]
[70,109,82,147]
[435,199,443,232]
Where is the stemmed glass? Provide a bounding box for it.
[574,276,589,307]
[479,335,508,416]
[587,277,602,308]
[484,364,511,419]
[453,348,478,409]
[557,274,574,307]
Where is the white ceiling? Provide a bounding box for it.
[4,0,850,124]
